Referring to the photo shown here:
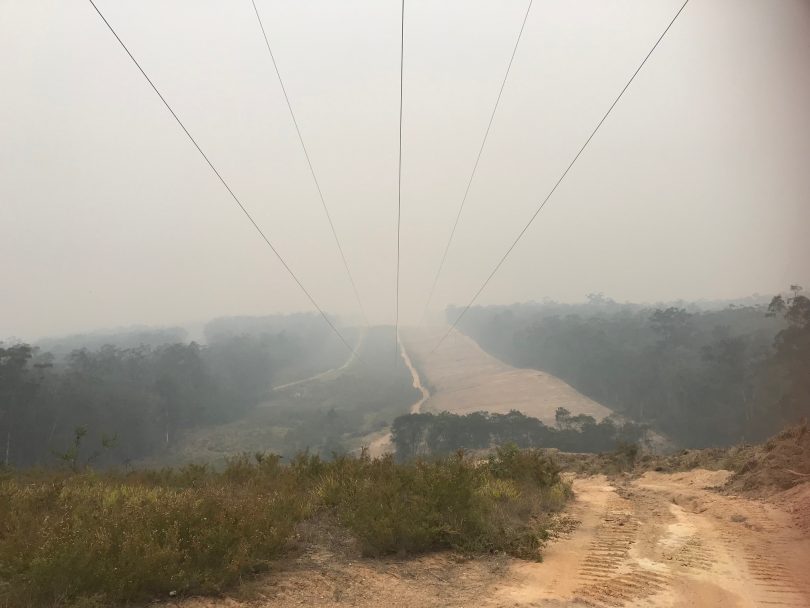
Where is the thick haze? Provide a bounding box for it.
[2,0,809,341]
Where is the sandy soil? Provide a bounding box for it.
[173,471,810,608]
[494,471,810,607]
[401,327,613,424]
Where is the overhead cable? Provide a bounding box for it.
[430,0,690,355]
[86,0,359,358]
[395,0,405,354]
[249,0,368,326]
[421,0,534,323]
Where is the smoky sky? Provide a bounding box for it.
[2,0,809,341]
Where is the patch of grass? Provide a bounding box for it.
[0,447,571,607]
[0,456,308,607]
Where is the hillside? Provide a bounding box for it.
[148,327,419,465]
[402,327,613,424]
[166,429,810,608]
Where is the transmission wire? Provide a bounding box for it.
[249,0,368,326]
[86,0,359,358]
[420,0,533,324]
[395,0,405,357]
[430,0,690,355]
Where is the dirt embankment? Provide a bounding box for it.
[727,423,810,494]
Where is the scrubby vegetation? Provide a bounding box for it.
[453,286,810,447]
[554,421,810,493]
[391,408,645,459]
[157,326,419,464]
[0,446,570,607]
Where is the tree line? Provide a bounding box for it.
[391,408,645,460]
[451,287,809,448]
[0,315,349,467]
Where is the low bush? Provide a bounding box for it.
[0,448,571,607]
[325,453,492,556]
[306,446,570,559]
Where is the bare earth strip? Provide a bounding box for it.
[269,328,367,393]
[176,471,810,607]
[402,327,613,424]
[502,471,810,607]
[366,334,430,456]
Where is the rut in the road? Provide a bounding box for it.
[574,493,670,608]
[567,476,810,608]
[718,516,809,607]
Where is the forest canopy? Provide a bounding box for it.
[391,409,645,460]
[451,287,809,447]
[0,314,353,468]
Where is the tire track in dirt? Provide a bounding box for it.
[667,535,714,571]
[495,471,810,607]
[717,527,809,607]
[634,471,810,608]
[573,492,671,607]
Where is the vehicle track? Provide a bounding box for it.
[495,471,810,607]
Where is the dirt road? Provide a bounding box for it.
[402,327,612,424]
[496,471,810,607]
[365,334,431,457]
[270,329,366,393]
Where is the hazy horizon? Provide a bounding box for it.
[3,0,809,341]
[5,290,784,345]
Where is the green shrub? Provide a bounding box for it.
[322,449,568,559]
[326,453,492,556]
[486,444,561,486]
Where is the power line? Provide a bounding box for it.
[430,0,690,355]
[86,0,359,358]
[420,0,533,324]
[395,0,405,356]
[248,0,368,326]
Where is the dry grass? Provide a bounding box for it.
[0,447,570,607]
[0,456,307,608]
